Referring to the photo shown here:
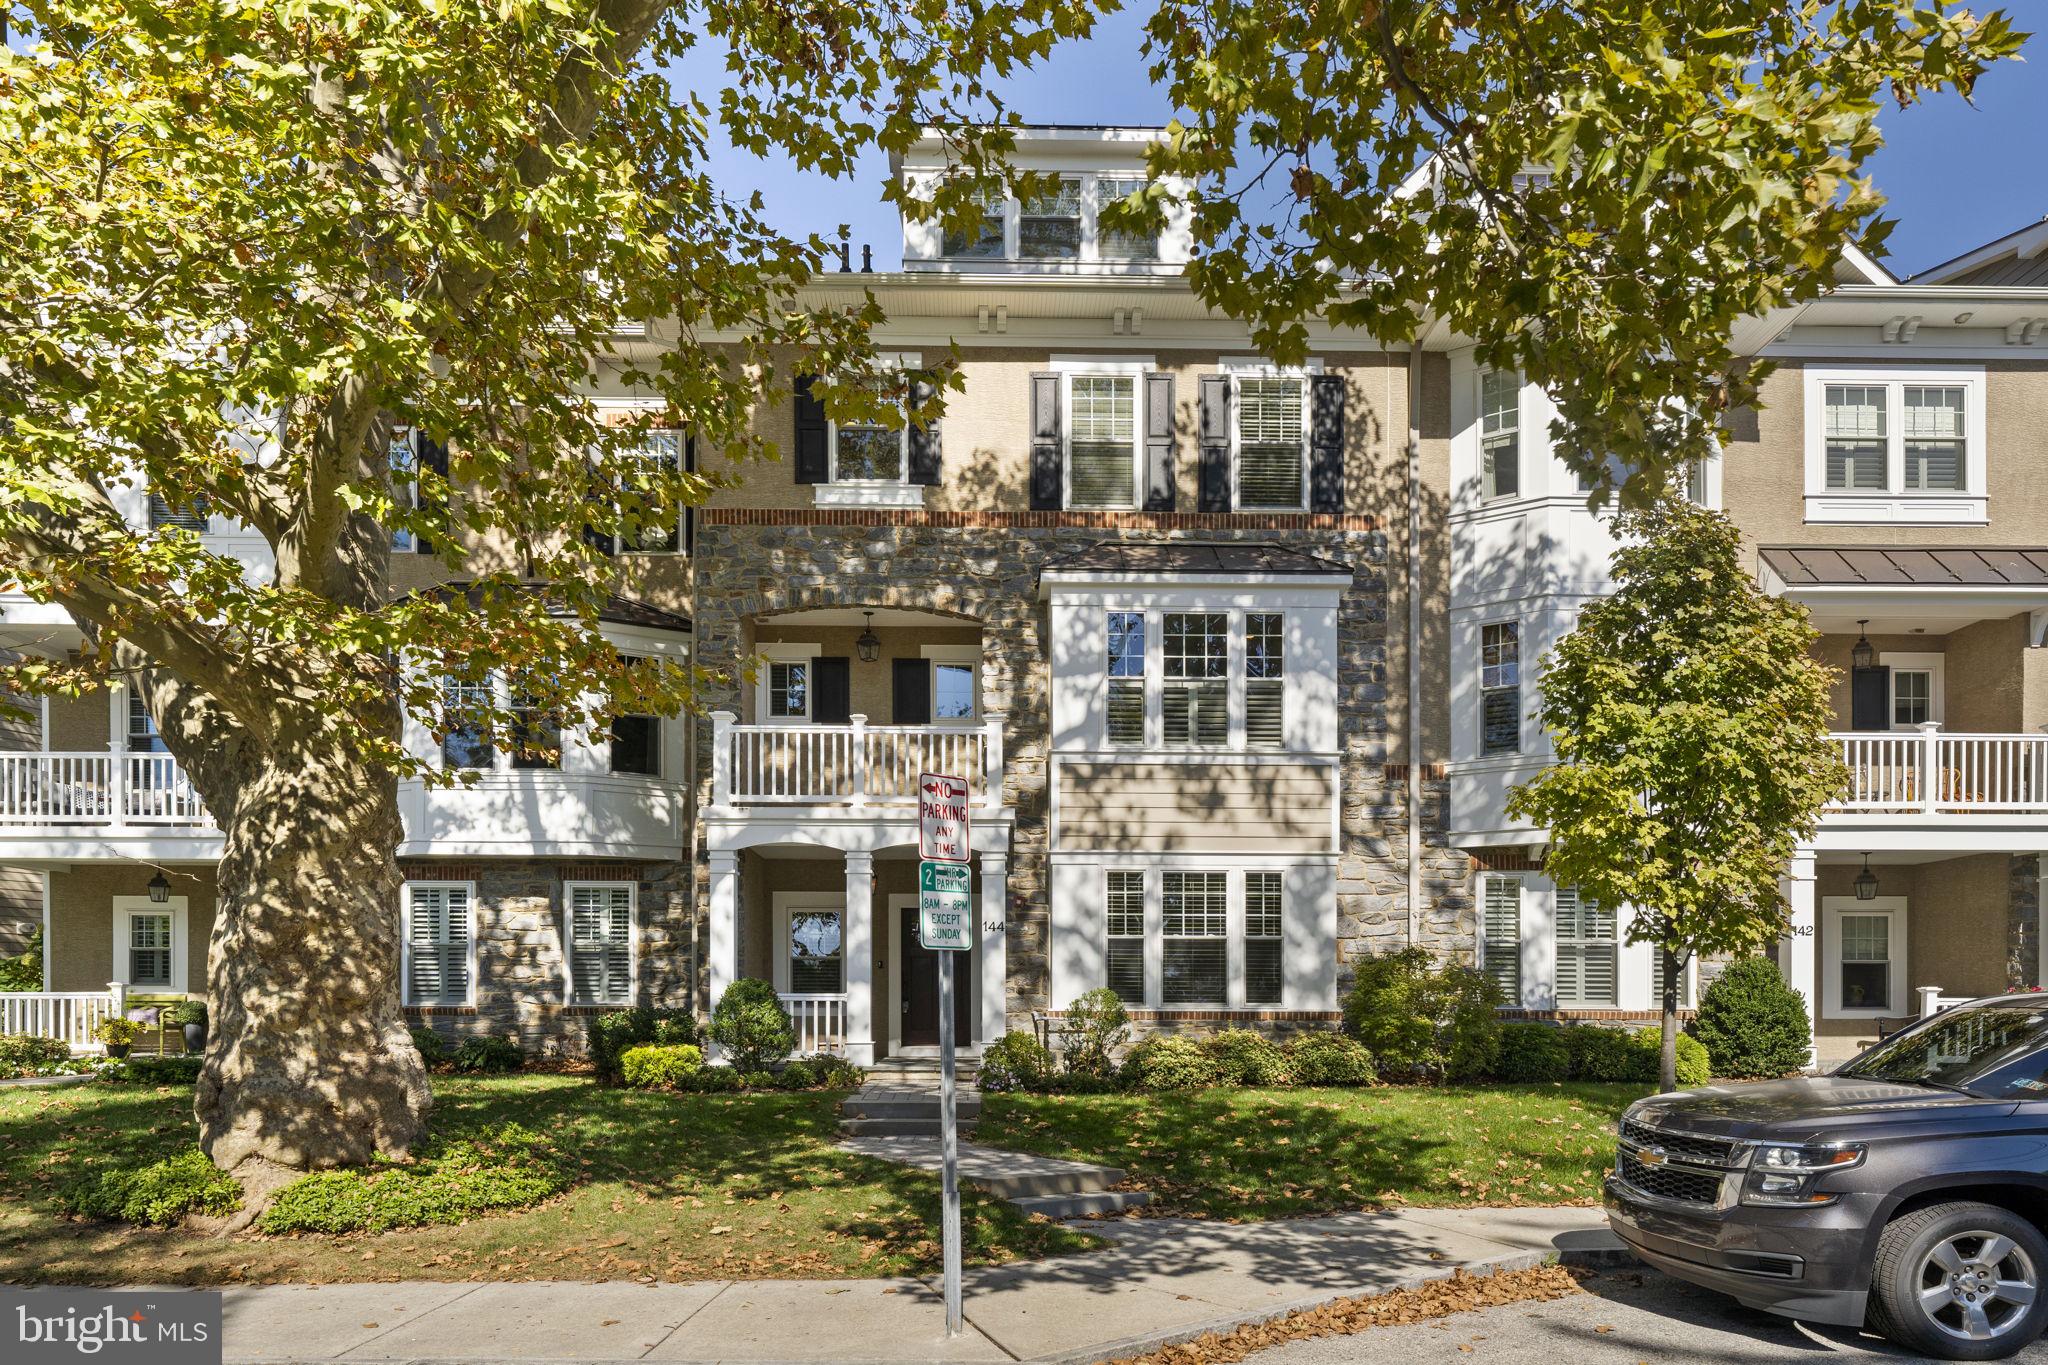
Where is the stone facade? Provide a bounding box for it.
[690,509,1464,1036]
[400,857,694,1056]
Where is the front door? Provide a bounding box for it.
[899,905,972,1047]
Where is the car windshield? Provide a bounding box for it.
[1837,1002,2048,1099]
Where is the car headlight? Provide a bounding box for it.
[1740,1142,1866,1207]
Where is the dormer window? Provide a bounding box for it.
[926,172,1166,266]
[940,190,1005,259]
[1019,179,1082,259]
[1096,177,1156,261]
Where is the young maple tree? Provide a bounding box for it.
[1506,497,1848,1090]
[0,0,1103,1186]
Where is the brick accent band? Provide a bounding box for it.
[1498,1008,1698,1023]
[1469,848,1543,871]
[703,507,1380,533]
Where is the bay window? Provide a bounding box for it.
[1243,872,1283,1006]
[1162,871,1228,1004]
[1479,622,1520,756]
[1163,612,1228,746]
[1102,608,1290,750]
[1105,870,1146,1004]
[1479,370,1519,500]
[1101,867,1296,1009]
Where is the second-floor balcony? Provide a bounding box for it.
[0,753,209,827]
[1832,726,2048,816]
[709,712,1004,813]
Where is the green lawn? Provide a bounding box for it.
[0,1075,1093,1285]
[976,1083,1645,1219]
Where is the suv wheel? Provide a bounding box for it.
[1870,1201,2048,1360]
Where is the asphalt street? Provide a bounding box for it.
[1242,1266,2048,1364]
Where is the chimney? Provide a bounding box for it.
[861,245,874,273]
[836,243,851,273]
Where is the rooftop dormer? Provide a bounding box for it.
[892,126,1192,277]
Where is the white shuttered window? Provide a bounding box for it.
[405,883,473,1006]
[1824,385,1888,490]
[1903,386,1967,491]
[1553,888,1617,1007]
[1105,871,1146,1004]
[567,883,634,1006]
[1068,375,1138,508]
[1236,376,1306,509]
[1480,875,1521,1003]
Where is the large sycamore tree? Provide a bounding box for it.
[0,0,1102,1186]
[1507,498,1848,1091]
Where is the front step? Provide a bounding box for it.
[838,1116,977,1138]
[840,1097,982,1121]
[1009,1189,1153,1219]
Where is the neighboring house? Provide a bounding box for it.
[0,125,2041,1069]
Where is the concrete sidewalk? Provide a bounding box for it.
[198,1205,1624,1364]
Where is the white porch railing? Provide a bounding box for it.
[1,983,125,1051]
[1832,727,2048,815]
[780,993,848,1056]
[0,753,208,826]
[712,712,1003,812]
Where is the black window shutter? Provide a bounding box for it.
[794,376,829,484]
[811,657,851,725]
[682,432,697,556]
[891,658,932,725]
[1143,372,1176,511]
[908,372,942,486]
[1029,372,1062,510]
[1850,666,1890,732]
[1198,374,1231,512]
[1309,374,1345,512]
[415,434,449,553]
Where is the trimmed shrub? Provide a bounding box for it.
[1202,1029,1292,1087]
[1494,1023,1571,1083]
[737,1069,777,1089]
[0,927,43,991]
[1042,1070,1121,1095]
[978,1030,1056,1093]
[683,1065,743,1093]
[1690,956,1811,1079]
[1342,947,1502,1082]
[774,1059,818,1090]
[811,1058,865,1090]
[1283,1030,1376,1086]
[1060,988,1132,1080]
[104,1055,204,1086]
[1630,1027,1712,1089]
[709,979,796,1073]
[619,1043,704,1089]
[589,1007,699,1083]
[1562,1024,1637,1082]
[258,1124,567,1234]
[1119,1036,1219,1091]
[409,1025,449,1066]
[0,1033,74,1078]
[62,1147,241,1226]
[449,1035,522,1074]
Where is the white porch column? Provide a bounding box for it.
[844,850,876,1066]
[707,850,739,1015]
[979,849,1009,1046]
[1782,849,1818,1070]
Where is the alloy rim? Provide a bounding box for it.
[1917,1231,2039,1341]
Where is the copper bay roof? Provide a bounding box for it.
[1758,546,2048,588]
[1039,540,1352,579]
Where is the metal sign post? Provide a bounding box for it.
[918,771,971,1339]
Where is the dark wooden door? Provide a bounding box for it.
[900,905,972,1047]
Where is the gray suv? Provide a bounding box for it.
[1606,994,2048,1360]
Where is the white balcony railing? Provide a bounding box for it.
[780,993,849,1055]
[711,712,1003,812]
[1833,726,2048,815]
[0,753,208,826]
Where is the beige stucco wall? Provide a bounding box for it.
[1059,760,1333,852]
[1946,615,2029,734]
[1723,360,2048,560]
[0,694,38,751]
[45,689,109,752]
[45,863,216,995]
[1812,854,2009,1049]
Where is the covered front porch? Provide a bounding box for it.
[1783,839,2045,1067]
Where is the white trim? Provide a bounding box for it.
[771,890,848,996]
[39,870,51,988]
[111,896,188,994]
[1821,896,1908,1019]
[1802,366,1988,524]
[756,644,820,722]
[919,645,982,723]
[1879,651,1945,729]
[1056,363,1147,511]
[401,880,477,1008]
[562,880,638,1007]
[884,889,980,1052]
[814,483,925,508]
[1221,358,1321,513]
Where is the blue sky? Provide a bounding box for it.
[678,10,2044,279]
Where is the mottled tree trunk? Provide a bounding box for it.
[1659,944,1680,1093]
[193,746,431,1179]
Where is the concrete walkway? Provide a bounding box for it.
[841,1135,1152,1217]
[203,1206,1625,1364]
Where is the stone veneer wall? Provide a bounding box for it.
[2010,853,2042,990]
[400,857,694,1055]
[690,511,1471,1035]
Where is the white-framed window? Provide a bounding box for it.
[125,692,166,754]
[1225,360,1316,511]
[1065,371,1140,508]
[1163,612,1229,746]
[919,645,981,723]
[934,174,1162,264]
[787,908,845,994]
[146,488,209,532]
[435,671,568,771]
[507,675,561,771]
[1104,869,1146,1004]
[127,912,173,987]
[1554,888,1617,1008]
[1479,370,1520,500]
[389,428,420,552]
[112,897,188,991]
[940,187,1006,259]
[609,654,661,777]
[827,357,919,487]
[1019,176,1083,259]
[440,676,495,770]
[1480,874,1522,1003]
[1479,621,1520,756]
[755,644,819,723]
[1803,367,1987,522]
[597,428,686,554]
[402,881,475,1007]
[1245,613,1285,748]
[1881,651,1945,729]
[564,882,635,1007]
[1161,870,1229,1005]
[1243,871,1284,1006]
[1095,176,1156,261]
[1823,898,1907,1019]
[1105,612,1146,745]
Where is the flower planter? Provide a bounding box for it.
[182,1023,206,1053]
[104,1043,131,1060]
